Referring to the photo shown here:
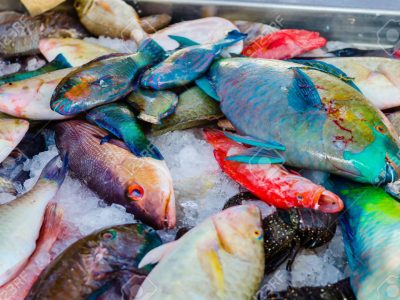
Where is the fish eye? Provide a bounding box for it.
[128,184,144,201]
[253,229,262,239]
[103,230,117,240]
[376,125,386,133]
[296,194,303,200]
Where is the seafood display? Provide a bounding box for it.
[0,1,399,299]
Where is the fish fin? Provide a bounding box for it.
[226,147,285,164]
[138,38,167,63]
[285,241,301,272]
[126,140,164,160]
[290,59,362,93]
[195,77,220,102]
[224,132,286,150]
[48,54,72,69]
[100,135,112,145]
[288,67,323,112]
[39,155,68,186]
[37,203,64,251]
[168,35,200,47]
[339,212,358,271]
[213,30,247,53]
[198,244,225,293]
[83,53,129,65]
[138,241,179,268]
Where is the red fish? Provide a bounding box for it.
[242,29,327,60]
[204,129,343,213]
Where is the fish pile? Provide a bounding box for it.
[0,0,399,299]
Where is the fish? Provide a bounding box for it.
[233,20,279,46]
[0,118,29,164]
[242,29,327,60]
[141,14,172,34]
[205,129,343,213]
[39,38,115,67]
[329,47,400,59]
[387,111,400,135]
[51,38,166,116]
[55,120,175,229]
[151,87,223,136]
[141,30,246,90]
[86,103,163,160]
[320,57,400,110]
[74,0,148,43]
[0,203,63,300]
[0,67,76,120]
[127,88,178,124]
[26,223,162,300]
[331,179,400,299]
[0,155,67,286]
[152,17,243,53]
[0,12,87,57]
[0,54,71,86]
[135,205,264,300]
[20,0,67,16]
[197,58,400,184]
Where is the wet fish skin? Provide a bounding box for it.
[55,120,176,229]
[0,118,29,163]
[151,87,223,135]
[136,205,265,300]
[127,88,178,124]
[204,57,400,185]
[0,155,67,286]
[27,223,162,300]
[51,39,166,116]
[141,14,171,34]
[86,103,163,160]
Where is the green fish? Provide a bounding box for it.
[127,89,178,124]
[151,87,223,136]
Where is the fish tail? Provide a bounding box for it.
[214,30,247,52]
[38,154,68,186]
[137,38,167,65]
[37,203,64,251]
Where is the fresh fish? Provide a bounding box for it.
[86,103,163,160]
[233,20,279,46]
[198,58,400,184]
[51,39,166,116]
[242,29,326,60]
[39,38,115,67]
[258,278,356,300]
[387,111,400,135]
[320,57,400,110]
[0,155,67,286]
[55,120,175,229]
[331,179,400,299]
[0,67,76,120]
[26,223,162,300]
[127,88,178,124]
[217,119,235,131]
[141,14,172,34]
[0,12,87,57]
[152,17,243,53]
[141,30,246,90]
[21,0,67,16]
[151,87,223,135]
[0,204,63,300]
[74,0,147,43]
[0,54,71,86]
[136,205,264,300]
[329,47,400,58]
[0,118,29,163]
[205,129,343,212]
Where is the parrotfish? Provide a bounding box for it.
[331,179,400,300]
[136,205,264,300]
[0,67,77,120]
[151,87,223,136]
[141,30,246,90]
[55,120,175,229]
[152,17,243,53]
[86,103,163,160]
[141,14,172,33]
[39,38,115,67]
[242,29,326,60]
[0,155,67,286]
[26,223,162,300]
[205,129,343,213]
[127,88,178,124]
[51,39,166,116]
[0,118,29,163]
[0,54,71,86]
[197,58,400,184]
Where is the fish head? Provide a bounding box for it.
[212,204,264,261]
[123,158,176,230]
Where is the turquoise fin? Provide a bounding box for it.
[224,132,286,151]
[48,53,72,69]
[226,147,285,164]
[195,77,220,102]
[168,35,200,47]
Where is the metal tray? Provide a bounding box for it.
[135,0,400,48]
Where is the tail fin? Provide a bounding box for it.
[125,139,164,161]
[138,38,167,65]
[39,155,68,186]
[37,203,64,251]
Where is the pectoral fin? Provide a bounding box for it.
[224,132,285,150]
[168,35,200,47]
[195,77,220,102]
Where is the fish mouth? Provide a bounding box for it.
[313,188,344,213]
[161,191,176,229]
[384,154,400,183]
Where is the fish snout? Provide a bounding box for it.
[311,187,344,213]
